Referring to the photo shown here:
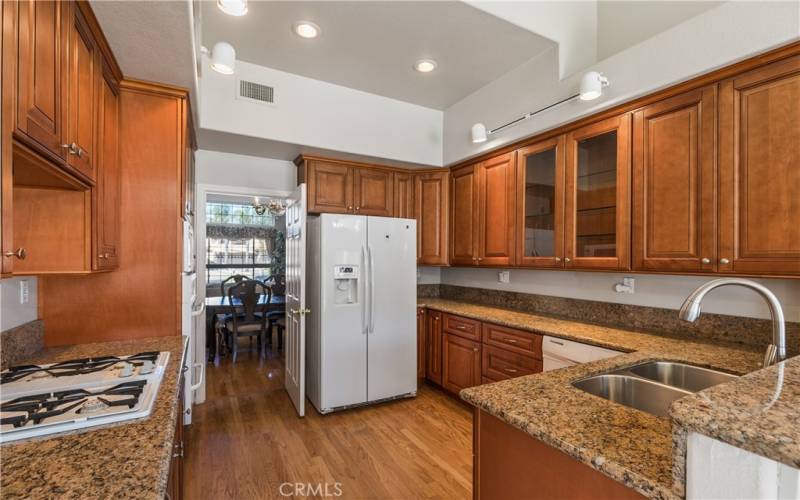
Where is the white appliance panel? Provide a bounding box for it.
[366,217,417,402]
[319,214,368,410]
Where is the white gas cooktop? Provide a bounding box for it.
[0,351,170,443]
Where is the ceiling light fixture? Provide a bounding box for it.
[470,71,610,144]
[253,197,286,216]
[217,0,248,17]
[414,59,437,73]
[210,41,236,75]
[293,21,321,39]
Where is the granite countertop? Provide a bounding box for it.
[1,336,186,500]
[419,298,773,499]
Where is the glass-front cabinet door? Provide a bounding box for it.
[515,137,565,268]
[565,114,631,270]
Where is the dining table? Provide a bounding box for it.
[205,294,286,360]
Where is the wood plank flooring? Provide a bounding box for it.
[184,345,473,499]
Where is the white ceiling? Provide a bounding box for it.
[201,1,555,110]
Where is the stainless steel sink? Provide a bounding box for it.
[572,374,690,417]
[628,361,737,393]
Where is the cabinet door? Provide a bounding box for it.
[306,160,353,214]
[394,172,414,219]
[15,0,66,159]
[565,114,631,270]
[719,55,800,275]
[425,310,442,385]
[417,307,426,379]
[482,344,541,382]
[477,152,516,266]
[92,68,119,270]
[354,168,393,216]
[442,333,481,394]
[633,87,717,273]
[450,164,479,266]
[415,171,449,265]
[64,4,97,181]
[516,137,565,268]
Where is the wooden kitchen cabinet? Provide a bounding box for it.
[354,168,393,216]
[442,332,481,394]
[394,172,414,219]
[64,3,98,182]
[304,159,354,214]
[718,55,800,276]
[565,113,631,270]
[415,171,449,265]
[14,0,67,162]
[482,344,541,382]
[515,137,565,268]
[417,307,426,379]
[450,163,479,266]
[633,86,717,273]
[92,65,119,271]
[166,376,185,500]
[425,309,443,385]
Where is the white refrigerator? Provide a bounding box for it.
[306,214,417,414]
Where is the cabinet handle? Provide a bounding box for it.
[548,339,564,346]
[504,368,518,374]
[719,258,730,265]
[456,325,466,330]
[62,143,81,156]
[701,258,711,264]
[503,338,518,344]
[564,257,571,263]
[98,252,111,260]
[4,248,26,260]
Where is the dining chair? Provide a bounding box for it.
[226,279,272,362]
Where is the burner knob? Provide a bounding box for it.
[119,363,134,378]
[140,361,155,375]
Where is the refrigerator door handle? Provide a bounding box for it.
[368,244,376,334]
[362,245,368,335]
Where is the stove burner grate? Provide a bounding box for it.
[0,352,159,384]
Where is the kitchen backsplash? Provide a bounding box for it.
[1,319,44,370]
[424,284,799,354]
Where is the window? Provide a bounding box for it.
[205,201,284,290]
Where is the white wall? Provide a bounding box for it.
[196,149,296,192]
[444,1,800,164]
[0,277,38,331]
[440,268,800,322]
[200,57,443,167]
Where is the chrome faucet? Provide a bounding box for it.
[679,278,786,367]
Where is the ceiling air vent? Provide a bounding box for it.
[237,79,275,105]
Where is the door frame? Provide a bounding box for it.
[194,183,292,404]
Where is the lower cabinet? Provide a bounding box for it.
[417,307,426,379]
[442,333,481,394]
[482,344,541,382]
[425,310,443,385]
[165,376,185,500]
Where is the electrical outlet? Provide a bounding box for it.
[614,277,635,294]
[498,271,510,284]
[19,280,29,305]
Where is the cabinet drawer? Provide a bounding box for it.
[482,345,542,382]
[442,313,481,341]
[482,323,542,359]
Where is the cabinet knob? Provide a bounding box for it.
[720,258,730,265]
[347,206,353,211]
[477,257,483,262]
[98,252,111,259]
[355,206,360,212]
[62,143,81,157]
[701,257,711,264]
[564,257,571,263]
[4,248,26,260]
[473,348,479,352]
[554,257,561,262]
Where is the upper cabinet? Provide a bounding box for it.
[394,172,414,219]
[564,114,631,270]
[354,168,393,216]
[515,137,565,268]
[450,163,479,266]
[92,66,120,271]
[415,171,449,265]
[477,152,516,266]
[632,86,717,273]
[718,55,800,276]
[303,159,354,214]
[64,3,97,181]
[15,0,66,161]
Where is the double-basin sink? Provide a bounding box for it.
[572,361,738,417]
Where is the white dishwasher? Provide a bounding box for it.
[542,336,622,371]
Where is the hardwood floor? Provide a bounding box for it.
[184,342,473,499]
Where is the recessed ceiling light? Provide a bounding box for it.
[414,59,437,73]
[217,0,248,17]
[293,21,321,39]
